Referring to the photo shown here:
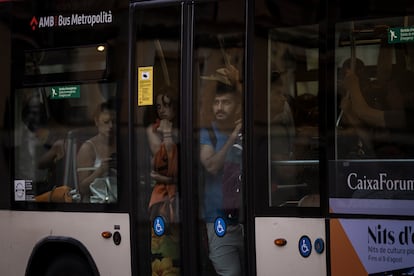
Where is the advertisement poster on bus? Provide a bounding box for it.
[330,218,414,276]
[329,161,414,215]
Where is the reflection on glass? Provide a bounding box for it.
[268,25,320,207]
[13,83,117,203]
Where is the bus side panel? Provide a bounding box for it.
[330,218,414,276]
[255,217,327,276]
[0,211,131,276]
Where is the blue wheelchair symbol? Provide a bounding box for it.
[153,216,165,236]
[298,235,312,258]
[214,217,227,237]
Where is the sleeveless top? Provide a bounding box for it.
[77,140,102,172]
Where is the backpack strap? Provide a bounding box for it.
[207,124,217,148]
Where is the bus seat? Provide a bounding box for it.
[62,127,97,197]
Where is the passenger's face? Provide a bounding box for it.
[212,93,238,122]
[96,110,115,138]
[156,94,175,121]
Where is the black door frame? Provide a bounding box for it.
[129,1,199,275]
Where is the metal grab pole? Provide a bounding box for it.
[154,39,171,86]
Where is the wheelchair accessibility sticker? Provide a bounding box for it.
[214,217,227,237]
[153,216,165,236]
[298,235,312,258]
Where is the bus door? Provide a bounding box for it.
[131,0,247,275]
[252,0,327,275]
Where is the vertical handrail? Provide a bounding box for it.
[154,39,171,86]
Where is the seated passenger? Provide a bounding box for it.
[77,100,116,202]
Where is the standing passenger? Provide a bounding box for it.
[146,87,180,275]
[200,64,244,276]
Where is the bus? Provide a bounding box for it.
[0,0,414,275]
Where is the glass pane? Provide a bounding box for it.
[13,82,117,203]
[331,16,414,215]
[268,25,320,207]
[194,1,245,275]
[24,45,107,76]
[134,6,181,276]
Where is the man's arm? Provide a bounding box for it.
[200,125,241,175]
[343,71,385,128]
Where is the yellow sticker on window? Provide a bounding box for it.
[138,66,153,106]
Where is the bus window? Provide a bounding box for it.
[267,25,320,207]
[13,46,118,204]
[332,17,414,215]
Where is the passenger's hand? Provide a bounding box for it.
[343,70,360,92]
[224,64,240,85]
[158,119,173,134]
[234,118,242,130]
[151,170,174,183]
[231,118,243,140]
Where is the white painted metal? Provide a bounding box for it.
[255,217,327,276]
[0,210,131,276]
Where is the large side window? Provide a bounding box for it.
[254,0,323,209]
[268,25,320,207]
[13,46,118,204]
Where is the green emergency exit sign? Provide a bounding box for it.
[50,85,80,99]
[388,27,414,44]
